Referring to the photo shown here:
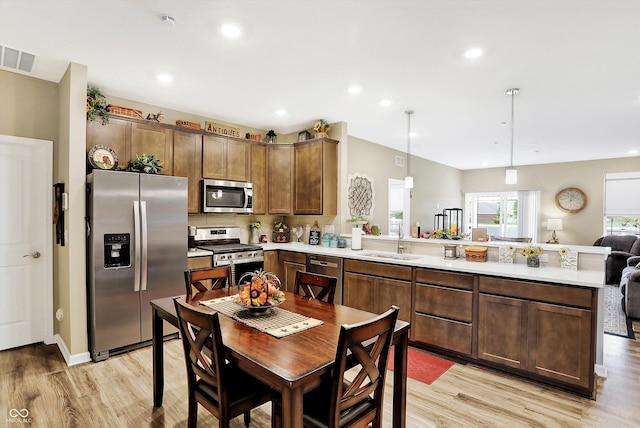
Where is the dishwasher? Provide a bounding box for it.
[306,254,344,304]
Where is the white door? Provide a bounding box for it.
[0,135,52,350]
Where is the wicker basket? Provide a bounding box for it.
[176,120,201,130]
[465,246,488,262]
[106,104,143,118]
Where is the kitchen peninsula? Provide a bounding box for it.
[257,237,608,398]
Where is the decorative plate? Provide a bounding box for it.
[88,145,118,170]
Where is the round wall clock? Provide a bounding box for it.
[88,145,118,170]
[555,187,587,213]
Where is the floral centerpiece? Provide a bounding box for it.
[521,241,544,267]
[236,270,285,311]
[313,119,330,137]
[429,228,467,240]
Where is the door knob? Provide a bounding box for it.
[23,252,41,259]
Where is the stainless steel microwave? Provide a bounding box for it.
[201,179,253,213]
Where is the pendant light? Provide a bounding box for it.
[505,88,519,185]
[405,110,414,189]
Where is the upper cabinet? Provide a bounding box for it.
[267,144,294,214]
[251,143,267,215]
[202,135,251,182]
[294,138,338,215]
[86,117,132,168]
[131,122,174,175]
[173,130,203,213]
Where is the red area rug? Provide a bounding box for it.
[387,347,454,385]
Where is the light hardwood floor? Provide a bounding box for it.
[2,321,639,427]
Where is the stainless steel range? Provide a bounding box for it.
[193,227,264,285]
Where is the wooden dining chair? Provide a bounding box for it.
[173,298,275,428]
[184,266,232,297]
[300,305,399,428]
[294,271,338,304]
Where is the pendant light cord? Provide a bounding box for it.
[507,88,519,168]
[405,109,413,176]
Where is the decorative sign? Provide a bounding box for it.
[309,230,321,246]
[560,248,578,270]
[498,246,515,264]
[347,173,375,219]
[205,121,241,138]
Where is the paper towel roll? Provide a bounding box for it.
[351,227,362,250]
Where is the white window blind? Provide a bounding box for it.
[604,172,640,216]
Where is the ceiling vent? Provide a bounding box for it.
[1,45,36,73]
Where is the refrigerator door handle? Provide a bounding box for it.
[133,200,141,292]
[140,201,148,291]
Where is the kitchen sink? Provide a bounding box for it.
[361,252,423,261]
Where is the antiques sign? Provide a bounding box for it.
[205,121,241,138]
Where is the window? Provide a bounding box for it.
[465,190,540,242]
[604,172,640,235]
[388,178,410,237]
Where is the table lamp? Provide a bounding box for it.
[547,219,563,244]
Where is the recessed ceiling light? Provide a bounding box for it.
[464,48,483,59]
[379,99,393,107]
[275,109,287,116]
[500,122,507,127]
[409,132,417,138]
[481,162,488,167]
[347,85,362,94]
[161,15,176,26]
[629,149,639,155]
[157,74,173,84]
[220,23,243,38]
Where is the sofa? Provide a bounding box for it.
[593,235,640,284]
[620,255,640,318]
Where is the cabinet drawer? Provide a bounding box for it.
[413,313,472,355]
[415,268,474,290]
[343,259,412,281]
[478,276,593,309]
[415,284,472,323]
[279,251,306,264]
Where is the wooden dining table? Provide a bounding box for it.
[151,287,410,428]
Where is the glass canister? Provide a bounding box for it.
[329,235,339,248]
[321,233,331,247]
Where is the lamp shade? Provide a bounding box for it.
[547,218,563,231]
[505,168,517,185]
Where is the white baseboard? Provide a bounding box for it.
[54,334,91,366]
[595,364,607,378]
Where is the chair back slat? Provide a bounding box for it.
[294,271,338,303]
[184,266,232,297]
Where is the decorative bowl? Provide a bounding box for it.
[235,270,285,314]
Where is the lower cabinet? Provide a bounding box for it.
[187,256,213,289]
[343,260,412,322]
[263,250,278,275]
[279,251,306,293]
[477,276,595,391]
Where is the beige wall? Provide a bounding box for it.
[346,135,462,235]
[461,157,640,246]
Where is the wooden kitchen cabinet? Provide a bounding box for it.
[202,135,251,182]
[131,122,174,175]
[251,143,267,214]
[173,130,202,213]
[477,276,595,392]
[293,138,338,215]
[86,117,132,168]
[413,269,474,355]
[279,250,306,292]
[263,250,278,275]
[267,144,293,214]
[343,260,412,322]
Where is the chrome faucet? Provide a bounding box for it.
[397,221,406,254]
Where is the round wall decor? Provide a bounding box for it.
[555,187,587,214]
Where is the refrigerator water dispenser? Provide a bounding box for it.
[104,233,130,268]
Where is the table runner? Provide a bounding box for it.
[200,295,323,338]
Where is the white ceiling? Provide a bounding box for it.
[1,0,639,170]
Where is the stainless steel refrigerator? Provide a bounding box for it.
[87,169,187,361]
